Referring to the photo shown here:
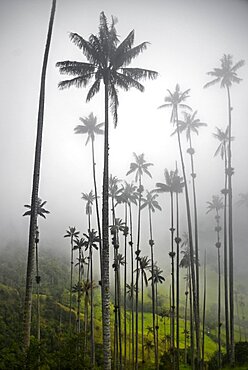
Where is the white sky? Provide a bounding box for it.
[0,0,248,273]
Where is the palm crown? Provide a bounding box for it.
[158,84,191,123]
[206,195,224,214]
[140,190,162,213]
[175,111,207,141]
[74,112,104,145]
[56,12,158,126]
[155,168,184,194]
[126,153,153,183]
[204,54,245,89]
[213,126,234,159]
[23,198,50,219]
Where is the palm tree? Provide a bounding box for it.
[155,167,184,367]
[83,229,99,366]
[213,125,234,356]
[81,190,96,230]
[136,255,150,364]
[207,195,224,368]
[158,84,201,366]
[117,182,138,367]
[73,237,85,333]
[23,198,50,347]
[141,190,161,369]
[126,281,137,365]
[56,15,158,366]
[64,227,80,330]
[75,113,103,268]
[127,152,153,367]
[109,175,122,225]
[204,54,245,364]
[175,111,207,321]
[23,0,56,350]
[149,263,165,367]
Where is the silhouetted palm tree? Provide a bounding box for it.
[141,190,161,369]
[81,190,96,230]
[64,227,80,330]
[83,229,99,366]
[207,195,224,368]
[23,198,50,348]
[213,125,233,355]
[176,111,207,322]
[23,0,56,349]
[127,152,153,367]
[159,84,201,366]
[75,112,103,261]
[204,54,245,364]
[73,237,85,333]
[57,13,158,367]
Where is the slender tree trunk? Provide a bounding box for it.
[35,227,41,369]
[202,250,207,367]
[77,248,82,333]
[102,74,111,369]
[189,134,200,347]
[129,203,135,369]
[90,247,95,366]
[184,272,189,364]
[175,191,180,370]
[216,210,222,369]
[189,265,195,370]
[226,86,234,366]
[124,203,128,368]
[223,148,230,358]
[175,108,200,367]
[135,176,142,369]
[169,191,175,368]
[23,0,56,349]
[148,207,158,370]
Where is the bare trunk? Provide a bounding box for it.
[23,0,56,349]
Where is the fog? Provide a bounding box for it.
[0,0,248,277]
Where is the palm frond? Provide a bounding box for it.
[58,75,93,90]
[121,67,158,81]
[86,79,101,102]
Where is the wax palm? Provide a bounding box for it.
[64,226,80,330]
[206,195,224,367]
[57,14,158,367]
[204,54,245,364]
[109,175,122,224]
[73,237,85,333]
[81,190,96,230]
[141,189,161,369]
[158,83,191,122]
[159,84,200,366]
[175,110,207,342]
[23,0,56,349]
[136,255,150,364]
[75,113,103,272]
[23,198,50,346]
[213,125,233,354]
[126,152,153,183]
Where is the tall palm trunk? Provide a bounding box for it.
[202,250,207,367]
[175,108,200,366]
[189,264,195,370]
[129,203,135,369]
[135,176,142,368]
[23,0,56,349]
[169,191,175,366]
[124,203,128,367]
[184,272,189,364]
[223,147,229,358]
[77,248,82,333]
[35,227,41,369]
[102,75,111,369]
[141,268,145,365]
[148,207,158,370]
[216,209,222,369]
[90,247,95,366]
[91,138,102,267]
[226,86,234,365]
[175,191,180,370]
[188,133,200,330]
[69,237,74,330]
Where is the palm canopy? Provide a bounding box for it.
[74,112,104,145]
[206,195,224,214]
[204,54,245,89]
[126,153,153,183]
[73,237,85,251]
[81,190,96,215]
[23,198,50,219]
[83,229,100,251]
[137,255,151,286]
[149,264,165,284]
[174,111,207,140]
[140,190,162,213]
[155,168,184,194]
[158,83,191,123]
[115,181,138,206]
[213,126,234,159]
[56,12,158,126]
[64,226,80,240]
[109,175,122,199]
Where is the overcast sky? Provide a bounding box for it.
[0,0,248,273]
